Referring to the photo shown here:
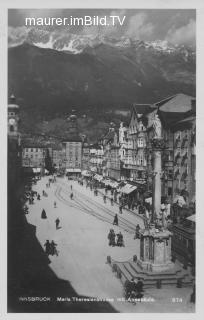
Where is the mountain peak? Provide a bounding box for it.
[8,28,195,58]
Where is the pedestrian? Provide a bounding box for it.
[70,192,73,200]
[37,194,41,200]
[54,201,57,208]
[50,240,58,256]
[71,185,73,190]
[119,205,123,214]
[111,198,114,206]
[103,195,106,203]
[55,218,60,229]
[116,232,124,247]
[108,229,116,246]
[127,278,137,301]
[134,224,140,239]
[128,201,131,210]
[44,240,51,255]
[41,209,47,219]
[136,278,144,298]
[113,214,118,226]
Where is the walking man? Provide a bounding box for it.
[119,205,123,214]
[103,195,106,203]
[50,240,58,256]
[44,240,51,255]
[55,218,60,229]
[134,224,141,239]
[113,214,118,226]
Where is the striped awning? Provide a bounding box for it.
[66,168,81,173]
[120,184,137,194]
[94,174,103,181]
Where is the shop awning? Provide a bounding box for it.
[94,174,103,181]
[82,170,91,176]
[145,197,152,204]
[109,181,119,188]
[173,195,186,206]
[120,184,137,194]
[32,168,41,173]
[66,168,81,173]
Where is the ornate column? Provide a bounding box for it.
[151,138,165,224]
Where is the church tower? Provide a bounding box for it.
[8,94,20,138]
[62,109,82,175]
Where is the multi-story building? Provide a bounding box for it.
[62,112,82,175]
[171,112,196,204]
[8,94,22,188]
[144,94,196,204]
[81,138,90,171]
[101,128,119,179]
[52,146,65,169]
[89,143,104,174]
[22,145,45,169]
[126,104,155,184]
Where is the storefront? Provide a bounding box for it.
[66,168,81,178]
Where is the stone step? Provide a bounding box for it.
[112,261,193,289]
[127,262,188,281]
[128,261,183,278]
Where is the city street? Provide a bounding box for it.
[25,176,194,312]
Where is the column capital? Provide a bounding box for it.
[151,138,165,150]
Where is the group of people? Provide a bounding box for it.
[125,277,144,302]
[108,229,124,247]
[44,240,58,256]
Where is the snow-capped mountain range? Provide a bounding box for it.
[8,27,195,59]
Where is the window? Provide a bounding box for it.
[137,171,142,179]
[138,138,144,147]
[10,125,14,132]
[31,149,33,152]
[138,154,144,166]
[168,169,173,179]
[168,187,172,196]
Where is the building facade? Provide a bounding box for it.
[22,146,45,168]
[8,94,22,188]
[89,144,104,174]
[62,113,82,174]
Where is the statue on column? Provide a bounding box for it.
[152,113,162,139]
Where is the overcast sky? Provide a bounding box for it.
[8,9,196,47]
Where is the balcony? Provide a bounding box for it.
[174,169,180,179]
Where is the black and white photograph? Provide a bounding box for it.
[6,4,197,314]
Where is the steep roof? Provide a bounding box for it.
[155,93,195,113]
[133,103,156,115]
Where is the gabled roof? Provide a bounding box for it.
[133,103,156,115]
[155,93,195,113]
